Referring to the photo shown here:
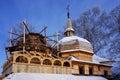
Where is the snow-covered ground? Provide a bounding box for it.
[3,73,107,80]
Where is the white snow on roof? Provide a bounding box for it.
[67,55,111,66]
[67,56,100,65]
[65,27,74,32]
[93,55,110,63]
[59,36,90,44]
[58,36,93,53]
[3,73,107,80]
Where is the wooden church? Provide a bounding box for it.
[0,7,112,80]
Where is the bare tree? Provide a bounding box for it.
[72,6,108,54]
[72,5,120,80]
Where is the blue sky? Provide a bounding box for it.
[0,0,120,74]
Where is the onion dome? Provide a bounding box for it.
[59,36,93,53]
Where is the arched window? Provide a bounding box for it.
[43,59,52,65]
[16,56,28,63]
[54,60,61,66]
[63,62,70,67]
[30,58,40,64]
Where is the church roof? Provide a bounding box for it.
[59,36,90,44]
[93,55,111,63]
[65,18,74,32]
[3,73,107,80]
[65,27,74,32]
[67,55,111,66]
[59,36,93,53]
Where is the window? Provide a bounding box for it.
[54,60,61,66]
[43,59,52,65]
[30,58,40,64]
[16,56,28,63]
[63,62,70,67]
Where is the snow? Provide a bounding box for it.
[59,36,90,44]
[3,73,107,80]
[12,51,24,53]
[67,56,100,65]
[67,55,111,66]
[65,27,74,32]
[58,36,93,53]
[93,55,110,63]
[67,56,80,61]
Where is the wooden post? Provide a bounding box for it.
[56,32,59,57]
[23,20,26,53]
[44,24,47,45]
[9,28,13,46]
